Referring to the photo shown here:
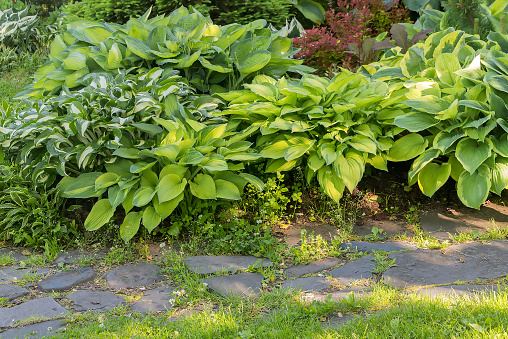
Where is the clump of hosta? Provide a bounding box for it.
[18,6,308,99]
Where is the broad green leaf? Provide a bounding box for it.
[491,135,508,157]
[151,145,180,162]
[140,170,159,188]
[455,138,492,174]
[284,142,314,161]
[108,186,129,209]
[122,189,136,213]
[142,206,162,233]
[265,159,298,172]
[84,199,114,231]
[108,43,122,68]
[63,52,87,70]
[491,160,508,195]
[113,148,140,159]
[393,112,438,132]
[158,174,187,202]
[320,143,338,165]
[201,156,228,172]
[457,165,491,209]
[95,173,120,191]
[83,26,113,45]
[238,173,265,191]
[317,166,345,203]
[448,154,465,181]
[65,172,103,198]
[105,159,134,178]
[290,0,325,23]
[333,151,365,192]
[387,134,428,162]
[418,162,451,197]
[125,36,154,60]
[308,154,325,171]
[50,35,66,58]
[132,186,156,207]
[348,135,377,154]
[238,50,271,75]
[130,161,156,173]
[189,174,216,199]
[433,131,464,153]
[179,151,205,165]
[366,154,388,171]
[160,164,188,180]
[260,140,291,159]
[153,193,183,219]
[215,179,241,200]
[408,148,441,182]
[120,211,142,242]
[435,53,460,86]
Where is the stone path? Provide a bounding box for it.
[1,235,508,337]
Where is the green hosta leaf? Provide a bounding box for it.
[113,148,141,159]
[132,186,156,207]
[158,174,187,202]
[457,164,491,209]
[320,143,338,165]
[122,189,136,213]
[95,173,120,191]
[160,164,188,180]
[190,174,216,199]
[130,161,157,173]
[151,145,180,162]
[491,159,508,195]
[50,35,66,58]
[491,135,508,157]
[65,172,103,198]
[238,50,271,75]
[333,150,365,192]
[308,154,325,171]
[179,151,205,165]
[108,186,129,210]
[290,0,325,23]
[120,211,142,242]
[83,26,113,45]
[201,156,228,172]
[408,148,441,182]
[84,199,115,231]
[64,51,87,71]
[125,37,154,60]
[455,138,492,174]
[215,179,241,200]
[348,135,377,154]
[418,162,451,197]
[435,53,460,86]
[260,140,291,159]
[108,43,122,68]
[153,193,183,219]
[142,207,162,233]
[433,131,464,153]
[238,173,265,191]
[317,166,345,203]
[105,159,134,178]
[393,113,438,132]
[141,170,158,188]
[366,154,388,171]
[265,159,298,172]
[448,154,465,181]
[387,134,428,162]
[284,142,315,162]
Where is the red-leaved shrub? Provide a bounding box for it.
[293,0,409,75]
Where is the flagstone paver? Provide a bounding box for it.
[339,241,417,253]
[310,287,371,302]
[67,290,125,312]
[0,285,29,301]
[0,319,67,338]
[329,255,374,285]
[55,250,107,265]
[410,284,505,299]
[0,297,68,327]
[321,314,356,330]
[281,277,332,292]
[383,241,508,287]
[0,249,28,262]
[201,272,264,297]
[285,258,341,278]
[0,267,50,283]
[184,255,272,274]
[37,267,96,292]
[131,286,174,313]
[106,263,163,289]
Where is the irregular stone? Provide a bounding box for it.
[0,285,29,301]
[0,297,68,327]
[282,224,338,247]
[184,256,272,275]
[0,249,28,262]
[329,256,374,285]
[37,267,96,292]
[321,315,355,330]
[353,219,411,238]
[0,319,67,338]
[166,304,215,323]
[131,286,174,313]
[55,250,107,265]
[0,268,50,284]
[410,285,505,299]
[310,287,370,302]
[106,263,163,289]
[67,290,125,312]
[201,272,263,297]
[285,258,341,278]
[339,241,417,253]
[383,241,508,287]
[420,210,478,240]
[281,277,331,292]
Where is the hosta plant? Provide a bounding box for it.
[368,28,508,209]
[18,6,307,99]
[0,5,38,52]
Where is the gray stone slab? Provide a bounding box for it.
[321,315,356,330]
[131,286,174,314]
[37,267,96,292]
[0,297,68,327]
[339,241,417,253]
[310,287,370,302]
[0,285,29,301]
[0,319,67,338]
[281,277,332,292]
[285,258,341,278]
[106,263,163,289]
[383,241,508,288]
[0,268,50,284]
[0,249,28,262]
[201,273,263,298]
[283,224,338,247]
[329,256,374,285]
[67,290,125,313]
[55,250,107,265]
[410,285,505,299]
[184,256,272,274]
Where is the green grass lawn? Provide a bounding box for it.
[0,68,34,103]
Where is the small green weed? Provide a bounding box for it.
[364,227,387,241]
[371,251,396,274]
[0,253,16,266]
[292,230,343,265]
